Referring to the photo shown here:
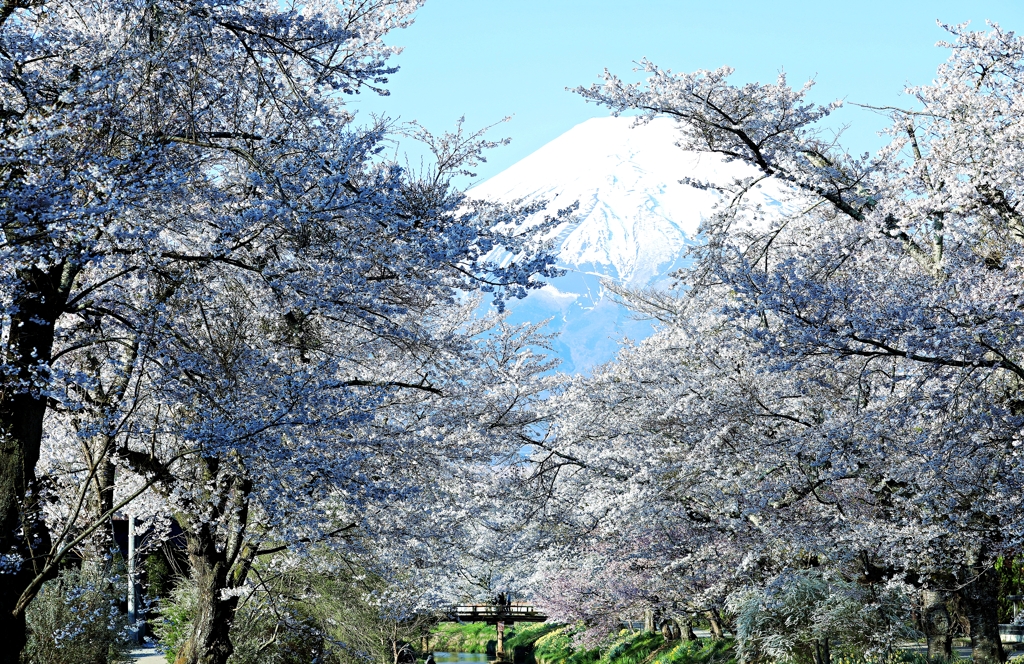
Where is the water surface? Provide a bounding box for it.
[433,653,494,664]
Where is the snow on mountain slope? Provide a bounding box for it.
[470,116,786,373]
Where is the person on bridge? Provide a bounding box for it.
[426,654,436,664]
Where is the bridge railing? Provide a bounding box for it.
[451,605,545,617]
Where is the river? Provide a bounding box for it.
[433,653,495,664]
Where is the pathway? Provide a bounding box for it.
[128,645,166,663]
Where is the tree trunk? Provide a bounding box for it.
[0,612,27,664]
[0,263,74,663]
[173,464,254,664]
[682,615,697,641]
[812,638,831,664]
[80,342,139,577]
[961,560,1006,664]
[705,609,724,639]
[644,608,657,633]
[173,523,241,664]
[80,450,117,576]
[922,589,953,661]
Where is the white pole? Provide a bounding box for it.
[127,515,140,644]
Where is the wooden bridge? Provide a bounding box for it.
[449,604,548,625]
[446,604,548,661]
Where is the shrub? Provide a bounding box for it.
[228,593,329,664]
[152,577,197,663]
[152,575,328,664]
[144,553,174,600]
[24,567,133,664]
[728,569,913,664]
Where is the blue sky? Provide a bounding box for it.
[352,0,1024,185]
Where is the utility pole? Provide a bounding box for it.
[127,515,141,644]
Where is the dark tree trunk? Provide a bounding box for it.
[960,561,1006,664]
[0,263,74,663]
[705,609,724,640]
[0,612,27,664]
[174,523,241,664]
[683,616,697,641]
[922,589,953,661]
[812,638,831,664]
[173,465,254,664]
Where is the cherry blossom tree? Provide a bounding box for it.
[525,298,856,644]
[528,22,1024,664]
[0,1,561,661]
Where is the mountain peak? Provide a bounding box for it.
[471,116,782,372]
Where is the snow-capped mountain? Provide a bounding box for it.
[471,116,785,373]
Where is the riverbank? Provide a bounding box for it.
[430,621,1024,664]
[512,625,735,664]
[430,622,737,664]
[431,622,501,654]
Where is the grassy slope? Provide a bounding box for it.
[647,638,737,664]
[431,620,738,664]
[509,624,736,664]
[506,623,563,653]
[430,622,498,654]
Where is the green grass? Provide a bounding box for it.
[507,623,564,652]
[531,626,670,664]
[532,625,584,664]
[599,631,665,664]
[522,624,601,664]
[646,639,736,664]
[488,621,737,664]
[430,622,499,654]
